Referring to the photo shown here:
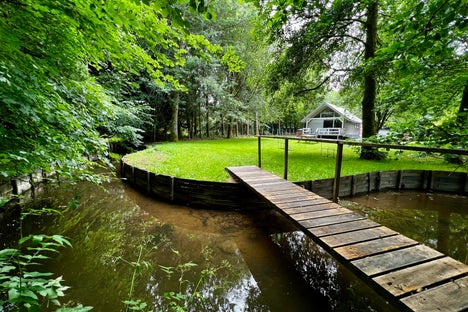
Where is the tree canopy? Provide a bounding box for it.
[257,0,467,157]
[0,0,220,179]
[1,0,467,183]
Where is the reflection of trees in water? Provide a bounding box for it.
[149,250,266,311]
[272,232,340,308]
[271,231,398,312]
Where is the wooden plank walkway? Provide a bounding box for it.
[226,165,468,312]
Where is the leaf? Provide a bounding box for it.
[0,248,19,259]
[159,265,174,275]
[50,235,72,247]
[57,304,93,312]
[0,265,16,273]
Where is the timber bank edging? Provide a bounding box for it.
[120,159,468,210]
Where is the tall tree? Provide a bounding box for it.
[259,0,383,156]
[0,0,216,181]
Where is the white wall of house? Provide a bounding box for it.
[306,119,323,132]
[344,122,361,138]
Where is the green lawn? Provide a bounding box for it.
[122,138,463,182]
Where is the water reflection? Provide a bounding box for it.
[6,178,400,311]
[342,191,468,263]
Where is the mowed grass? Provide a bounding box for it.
[123,138,463,182]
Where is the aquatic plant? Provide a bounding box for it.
[0,204,92,311]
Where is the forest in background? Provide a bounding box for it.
[1,0,467,180]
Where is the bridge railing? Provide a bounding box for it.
[257,135,468,202]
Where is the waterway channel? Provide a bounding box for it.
[7,176,466,311]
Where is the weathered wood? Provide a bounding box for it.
[269,193,327,207]
[269,194,331,206]
[334,234,418,260]
[308,219,380,237]
[289,206,350,221]
[258,135,468,156]
[401,276,468,312]
[374,257,468,297]
[299,213,366,228]
[320,226,398,248]
[284,138,289,180]
[332,141,343,202]
[282,203,337,215]
[352,245,444,277]
[277,197,330,209]
[258,136,262,168]
[253,183,304,192]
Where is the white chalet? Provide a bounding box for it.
[300,102,362,139]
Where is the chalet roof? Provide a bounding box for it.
[301,102,362,124]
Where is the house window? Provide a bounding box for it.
[323,120,334,128]
[323,119,342,128]
[320,109,336,118]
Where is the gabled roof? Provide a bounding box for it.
[301,102,362,124]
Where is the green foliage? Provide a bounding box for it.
[0,0,220,181]
[0,205,92,311]
[221,46,247,73]
[0,233,79,310]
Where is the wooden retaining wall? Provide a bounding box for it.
[0,170,48,201]
[121,160,468,210]
[120,161,266,210]
[298,170,468,199]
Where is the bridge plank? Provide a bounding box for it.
[401,276,468,312]
[276,197,330,209]
[309,219,380,237]
[269,195,330,204]
[282,204,338,214]
[320,226,398,248]
[299,213,366,228]
[290,206,351,221]
[334,234,418,260]
[374,257,468,297]
[352,245,444,277]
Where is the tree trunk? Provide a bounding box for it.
[221,114,225,137]
[168,92,179,142]
[227,117,233,138]
[457,79,468,128]
[360,1,380,159]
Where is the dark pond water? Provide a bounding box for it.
[3,177,405,311]
[342,191,468,264]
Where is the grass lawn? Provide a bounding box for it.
[122,137,464,182]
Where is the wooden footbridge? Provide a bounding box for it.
[227,165,468,312]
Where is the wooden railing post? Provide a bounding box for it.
[284,138,289,180]
[258,136,262,168]
[333,141,344,202]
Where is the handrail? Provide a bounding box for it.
[257,135,468,202]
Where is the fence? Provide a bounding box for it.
[258,135,468,202]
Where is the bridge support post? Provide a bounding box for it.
[284,138,289,180]
[258,136,262,168]
[333,141,344,202]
